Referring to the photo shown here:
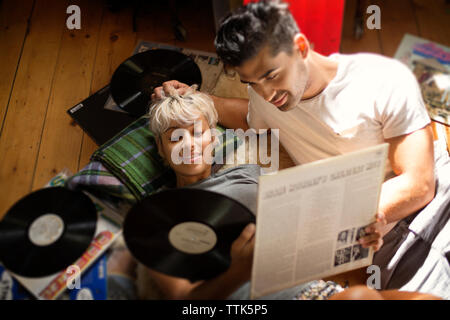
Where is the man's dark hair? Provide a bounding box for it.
[214,0,299,68]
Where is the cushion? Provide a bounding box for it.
[67,116,241,203]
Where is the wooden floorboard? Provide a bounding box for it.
[78,3,138,170]
[412,0,450,47]
[1,0,449,215]
[376,0,420,57]
[340,0,383,54]
[31,0,104,189]
[0,0,34,135]
[0,0,68,218]
[134,2,178,47]
[173,1,217,52]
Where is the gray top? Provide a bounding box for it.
[184,164,261,215]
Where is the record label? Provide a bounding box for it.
[168,221,217,254]
[28,213,64,247]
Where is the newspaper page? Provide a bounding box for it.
[250,143,389,299]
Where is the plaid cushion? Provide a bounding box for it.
[69,116,241,202]
[66,161,135,203]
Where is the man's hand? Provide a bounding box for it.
[359,212,387,252]
[228,223,256,283]
[152,80,250,130]
[151,80,189,101]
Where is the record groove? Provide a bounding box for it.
[110,49,202,117]
[0,187,97,278]
[123,188,255,282]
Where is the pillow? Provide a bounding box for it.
[86,116,241,201]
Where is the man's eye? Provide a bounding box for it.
[266,74,278,81]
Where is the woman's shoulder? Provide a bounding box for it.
[214,164,261,180]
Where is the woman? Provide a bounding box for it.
[142,85,390,300]
[147,85,261,299]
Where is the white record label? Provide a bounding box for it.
[28,213,64,246]
[168,222,217,254]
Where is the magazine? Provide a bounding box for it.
[0,255,107,300]
[394,33,450,127]
[251,144,388,299]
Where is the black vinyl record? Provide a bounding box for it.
[123,188,255,282]
[110,49,202,117]
[0,187,97,278]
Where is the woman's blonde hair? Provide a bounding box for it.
[148,85,218,139]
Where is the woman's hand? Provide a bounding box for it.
[227,223,256,283]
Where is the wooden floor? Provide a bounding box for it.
[0,0,450,218]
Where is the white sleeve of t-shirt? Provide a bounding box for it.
[247,87,270,130]
[377,62,431,139]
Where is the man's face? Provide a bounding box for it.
[235,41,309,112]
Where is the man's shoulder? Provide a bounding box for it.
[336,52,416,89]
[338,52,402,66]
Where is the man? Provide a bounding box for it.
[152,0,445,294]
[141,83,425,300]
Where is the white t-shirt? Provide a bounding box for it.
[247,53,431,175]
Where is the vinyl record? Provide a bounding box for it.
[0,187,97,278]
[123,188,255,282]
[110,49,202,117]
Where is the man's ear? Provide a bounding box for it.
[293,33,309,58]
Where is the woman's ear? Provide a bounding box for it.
[156,137,165,159]
[156,137,171,166]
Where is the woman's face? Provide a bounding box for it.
[158,113,215,177]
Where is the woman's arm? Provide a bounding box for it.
[148,223,256,300]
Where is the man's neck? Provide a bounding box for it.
[302,51,339,100]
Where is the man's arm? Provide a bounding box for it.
[209,95,249,131]
[151,80,249,130]
[379,124,435,232]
